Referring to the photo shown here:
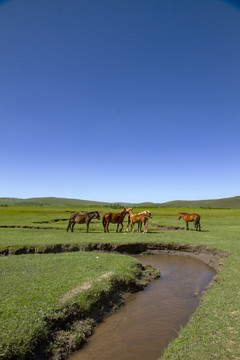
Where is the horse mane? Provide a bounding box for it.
[119,208,127,213]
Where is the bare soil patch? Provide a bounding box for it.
[60,272,115,304]
[150,223,185,230]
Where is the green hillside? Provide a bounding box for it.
[0,196,240,209]
[0,197,107,207]
[157,196,240,209]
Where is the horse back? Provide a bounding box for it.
[185,213,200,221]
[102,212,113,221]
[102,213,112,219]
[131,213,144,223]
[102,211,126,224]
[75,214,87,224]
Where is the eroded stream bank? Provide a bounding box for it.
[0,242,226,273]
[69,254,216,360]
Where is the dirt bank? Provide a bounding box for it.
[1,242,227,272]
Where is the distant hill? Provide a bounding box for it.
[0,197,107,207]
[156,196,240,209]
[0,196,240,209]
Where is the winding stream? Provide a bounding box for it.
[69,254,215,360]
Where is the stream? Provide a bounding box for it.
[69,254,215,360]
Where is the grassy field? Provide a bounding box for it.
[0,251,149,359]
[0,206,240,359]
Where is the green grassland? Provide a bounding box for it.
[0,251,147,359]
[0,205,240,359]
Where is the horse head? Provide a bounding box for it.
[177,213,182,220]
[138,210,152,218]
[95,211,101,220]
[147,211,152,219]
[126,208,133,213]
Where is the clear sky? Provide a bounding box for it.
[1,0,240,203]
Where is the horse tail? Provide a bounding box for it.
[197,215,201,230]
[194,214,201,230]
[66,214,76,232]
[195,214,200,222]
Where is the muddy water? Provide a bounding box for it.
[69,254,215,360]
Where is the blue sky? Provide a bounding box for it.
[1,0,240,203]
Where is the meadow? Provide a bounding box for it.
[0,205,240,359]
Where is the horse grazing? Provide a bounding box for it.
[67,211,101,233]
[127,209,152,233]
[102,208,130,233]
[177,212,201,231]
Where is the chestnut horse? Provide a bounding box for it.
[127,209,152,233]
[126,210,152,232]
[177,212,201,231]
[67,211,101,233]
[102,208,130,233]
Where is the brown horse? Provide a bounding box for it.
[127,209,152,233]
[126,210,152,232]
[102,208,130,233]
[67,211,101,233]
[177,212,201,231]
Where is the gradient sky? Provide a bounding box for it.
[1,0,240,203]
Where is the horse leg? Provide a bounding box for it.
[116,222,123,232]
[119,222,123,232]
[86,221,89,233]
[106,221,110,233]
[131,221,135,232]
[185,221,189,230]
[197,220,201,231]
[71,223,75,232]
[194,220,197,230]
[137,222,140,232]
[102,218,106,232]
[126,215,130,232]
[66,221,71,232]
[143,219,148,233]
[195,219,199,231]
[198,216,201,231]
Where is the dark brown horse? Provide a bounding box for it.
[127,209,152,233]
[177,212,201,231]
[102,208,130,233]
[67,211,101,233]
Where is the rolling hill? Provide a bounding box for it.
[0,196,240,209]
[152,196,240,209]
[0,197,107,207]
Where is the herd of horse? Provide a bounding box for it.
[66,208,201,233]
